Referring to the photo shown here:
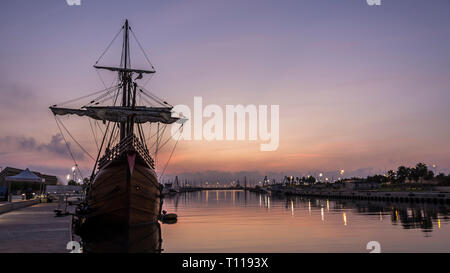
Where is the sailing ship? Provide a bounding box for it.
[50,20,182,230]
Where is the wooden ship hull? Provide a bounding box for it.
[86,134,162,228]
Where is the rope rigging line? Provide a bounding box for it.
[88,121,111,186]
[105,87,122,150]
[138,89,142,106]
[146,123,152,142]
[139,88,162,106]
[150,123,166,150]
[84,85,121,107]
[129,27,156,70]
[88,119,100,153]
[138,86,170,107]
[111,126,120,146]
[54,85,118,107]
[154,123,161,163]
[92,91,122,106]
[136,123,146,149]
[140,95,157,107]
[53,116,84,179]
[158,124,184,180]
[153,123,184,152]
[146,124,163,144]
[95,68,120,91]
[106,123,118,149]
[87,85,120,153]
[141,73,154,89]
[94,26,124,65]
[94,121,105,136]
[153,123,168,162]
[55,117,96,161]
[95,69,108,90]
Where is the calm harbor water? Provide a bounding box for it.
[161,190,450,253]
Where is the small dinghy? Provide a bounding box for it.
[160,210,177,224]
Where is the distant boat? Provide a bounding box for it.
[52,20,183,229]
[162,182,179,196]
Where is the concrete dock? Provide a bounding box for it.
[0,202,72,253]
[0,199,41,215]
[279,189,450,204]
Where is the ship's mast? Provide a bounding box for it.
[120,19,131,141]
[49,19,182,185]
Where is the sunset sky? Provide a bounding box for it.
[1,0,450,183]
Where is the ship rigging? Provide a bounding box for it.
[50,19,184,231]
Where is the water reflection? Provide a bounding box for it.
[159,190,450,252]
[77,222,162,253]
[342,198,449,233]
[165,190,449,233]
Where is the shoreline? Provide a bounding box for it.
[271,189,450,204]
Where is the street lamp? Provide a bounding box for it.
[71,165,77,182]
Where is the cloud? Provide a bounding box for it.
[0,134,84,160]
[0,83,36,109]
[285,153,321,158]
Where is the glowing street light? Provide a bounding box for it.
[340,169,345,175]
[66,174,71,181]
[71,165,77,182]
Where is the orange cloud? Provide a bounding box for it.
[285,153,321,158]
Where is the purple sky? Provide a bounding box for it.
[1,0,450,183]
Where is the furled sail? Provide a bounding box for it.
[50,106,179,124]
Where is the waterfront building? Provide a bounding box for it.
[0,167,58,200]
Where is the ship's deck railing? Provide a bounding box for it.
[98,134,154,169]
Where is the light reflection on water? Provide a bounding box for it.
[161,190,450,253]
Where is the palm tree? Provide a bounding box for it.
[414,162,429,183]
[396,166,410,183]
[387,170,396,182]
